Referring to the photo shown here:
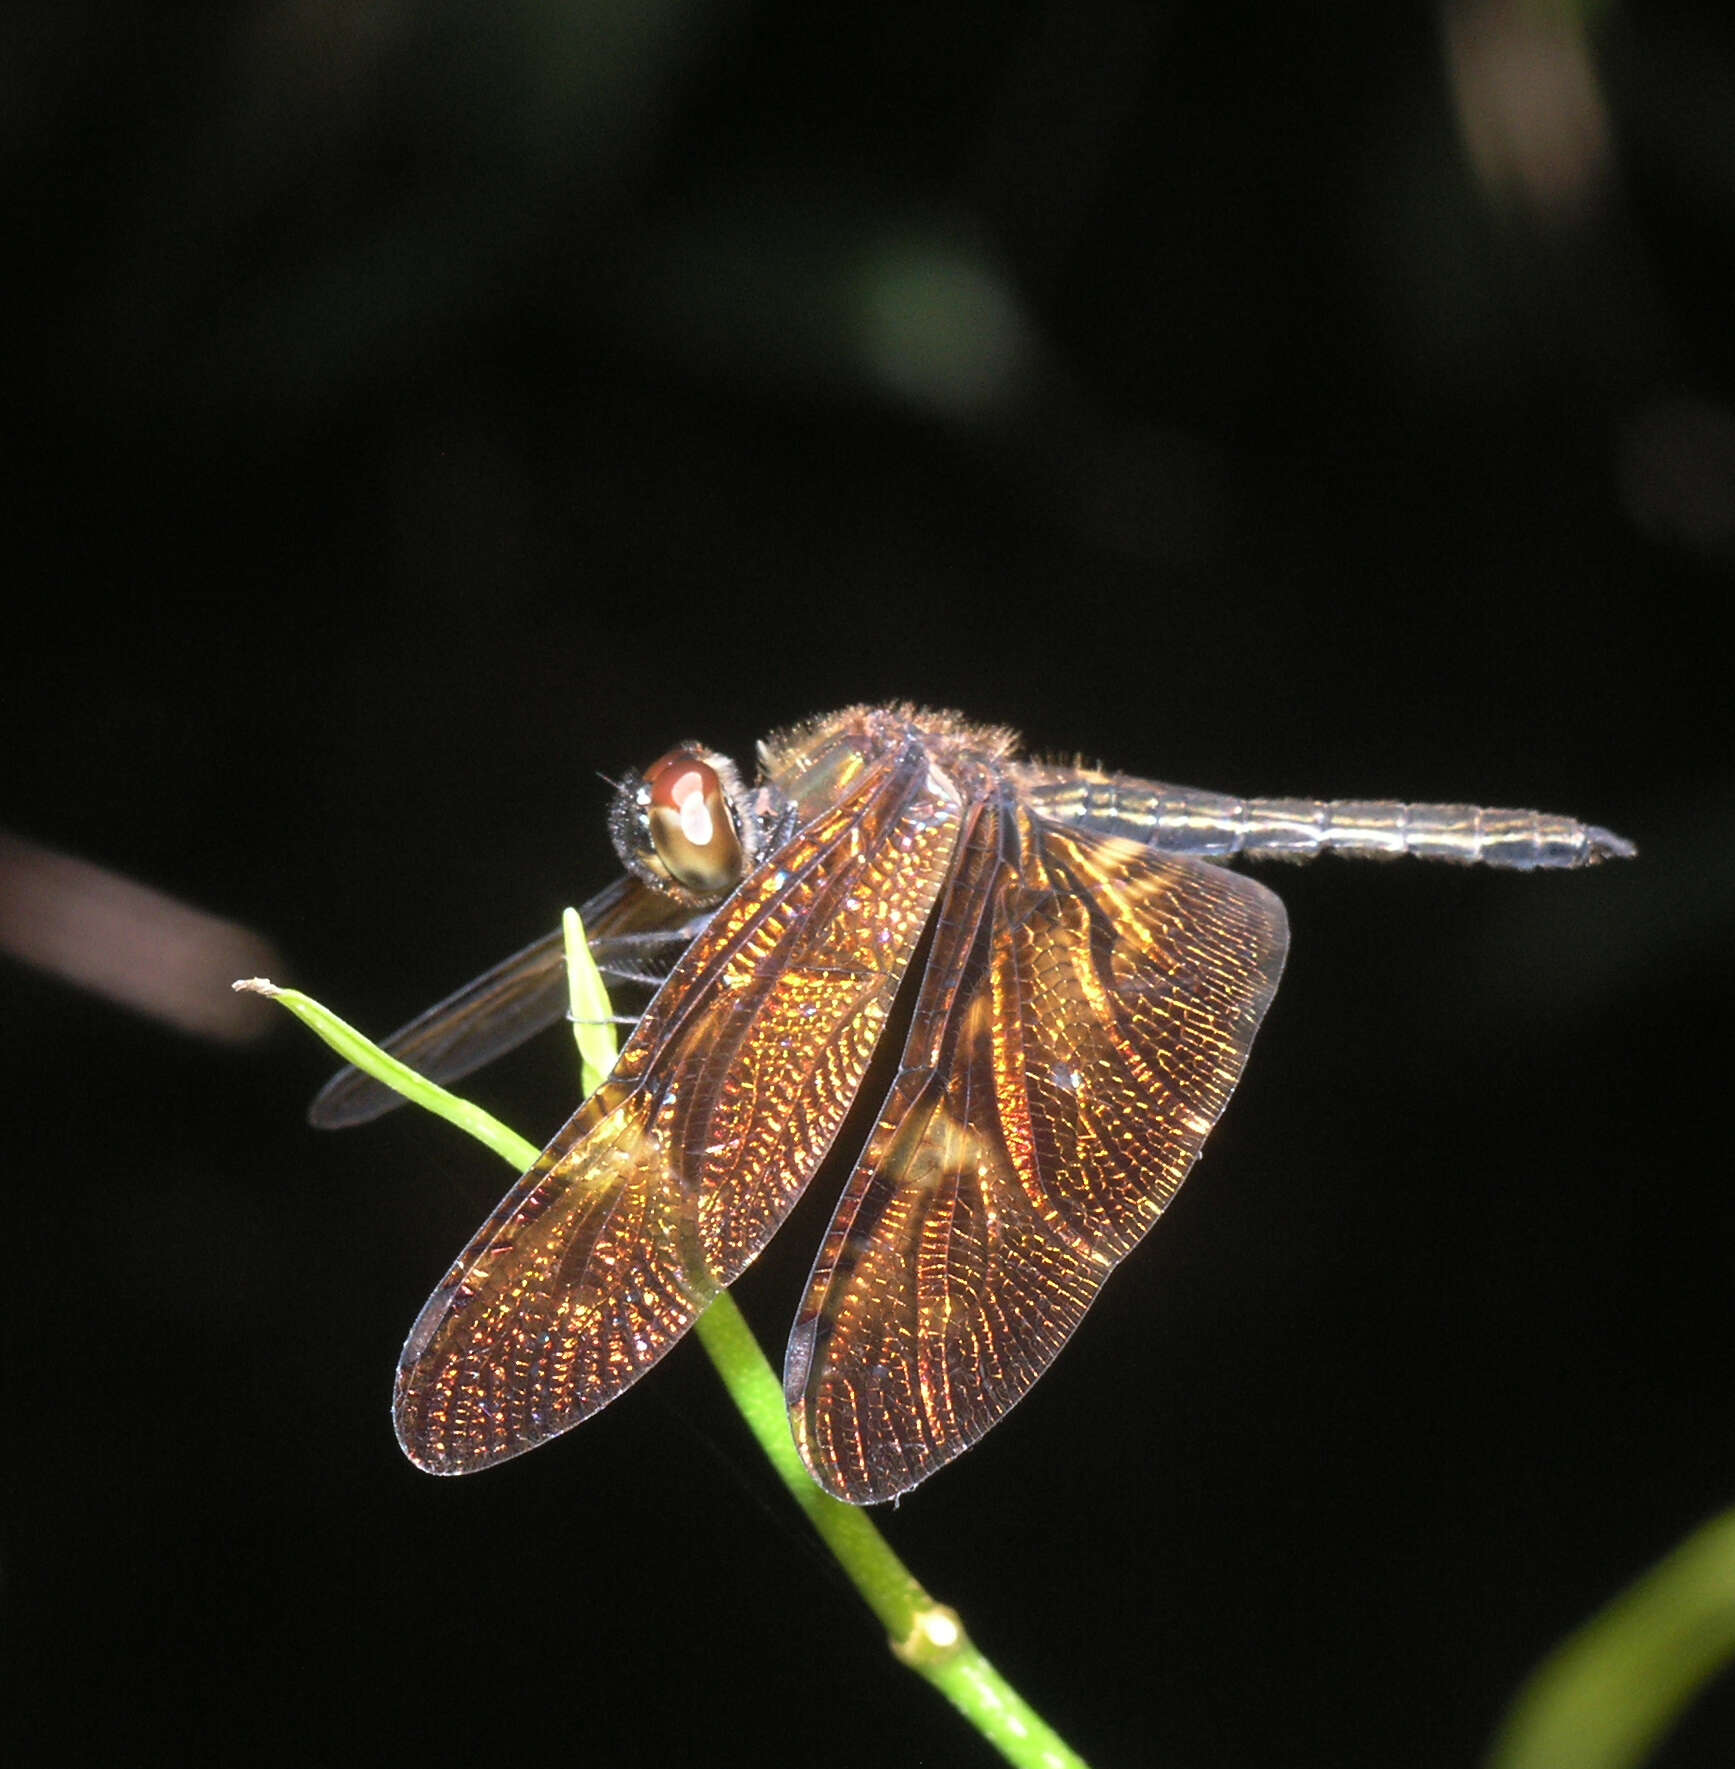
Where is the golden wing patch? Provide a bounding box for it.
[395,737,963,1473]
[787,803,1289,1502]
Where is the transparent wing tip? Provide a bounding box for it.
[307,1069,401,1130]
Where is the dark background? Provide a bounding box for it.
[5,2,1731,1764]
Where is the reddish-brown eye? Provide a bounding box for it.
[641,748,745,897]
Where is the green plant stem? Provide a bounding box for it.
[1487,1503,1735,1769]
[233,978,533,1167]
[687,1294,1087,1768]
[238,943,1091,1769]
[561,907,616,1098]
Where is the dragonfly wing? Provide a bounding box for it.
[787,802,1289,1503]
[394,735,965,1473]
[308,875,704,1129]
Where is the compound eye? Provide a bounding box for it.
[640,748,744,897]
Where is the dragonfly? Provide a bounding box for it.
[312,704,1634,1504]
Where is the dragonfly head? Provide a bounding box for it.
[610,742,765,907]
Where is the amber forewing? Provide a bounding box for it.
[787,805,1289,1502]
[393,740,963,1473]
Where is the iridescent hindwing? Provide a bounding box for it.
[787,800,1289,1502]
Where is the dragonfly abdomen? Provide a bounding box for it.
[1019,773,1635,870]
